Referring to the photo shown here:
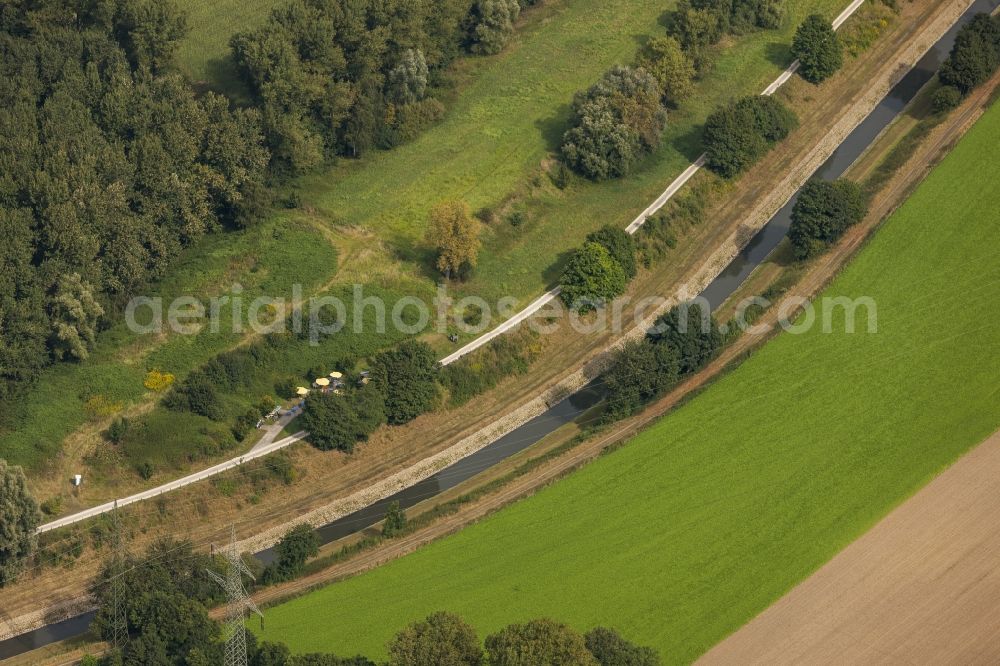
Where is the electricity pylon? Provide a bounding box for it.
[207,526,262,666]
[110,500,129,653]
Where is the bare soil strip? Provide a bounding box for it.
[697,429,1000,665]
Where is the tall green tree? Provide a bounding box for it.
[648,302,723,374]
[791,14,843,83]
[0,460,41,586]
[939,14,1000,94]
[702,95,796,177]
[562,66,667,180]
[485,619,598,666]
[266,523,320,582]
[602,340,680,421]
[47,273,104,361]
[586,225,638,279]
[369,341,439,424]
[559,242,628,310]
[788,178,867,259]
[388,611,482,666]
[635,37,696,107]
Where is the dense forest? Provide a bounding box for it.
[0,0,540,406]
[230,0,538,174]
[0,0,270,402]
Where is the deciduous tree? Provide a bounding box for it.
[0,460,41,587]
[426,201,481,280]
[369,341,438,424]
[635,37,696,107]
[559,242,628,310]
[485,619,598,666]
[791,14,843,83]
[388,611,482,666]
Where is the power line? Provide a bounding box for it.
[207,525,263,666]
[109,500,129,654]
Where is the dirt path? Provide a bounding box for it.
[697,428,1000,665]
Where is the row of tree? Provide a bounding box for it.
[0,0,272,404]
[602,303,724,421]
[89,538,662,666]
[230,0,538,175]
[560,0,790,180]
[935,13,1000,111]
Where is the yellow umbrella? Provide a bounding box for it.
[329,371,343,379]
[314,377,330,387]
[296,387,310,396]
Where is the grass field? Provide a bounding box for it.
[256,100,1000,663]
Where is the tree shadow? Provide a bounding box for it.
[201,57,255,104]
[765,41,793,69]
[671,122,706,163]
[658,8,678,31]
[542,247,577,286]
[535,102,573,153]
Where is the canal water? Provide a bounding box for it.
[2,1,996,657]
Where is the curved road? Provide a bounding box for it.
[36,0,866,536]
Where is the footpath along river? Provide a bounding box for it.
[1,0,996,657]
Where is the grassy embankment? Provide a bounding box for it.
[256,99,1000,663]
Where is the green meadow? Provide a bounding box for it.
[256,101,1000,663]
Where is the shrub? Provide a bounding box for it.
[789,179,868,259]
[932,85,964,114]
[585,627,661,666]
[602,340,680,421]
[136,461,154,480]
[265,454,296,485]
[703,96,797,178]
[143,369,175,392]
[559,242,628,310]
[369,341,438,425]
[586,225,638,280]
[938,14,1000,95]
[635,36,696,107]
[648,302,724,374]
[382,501,407,537]
[164,371,224,420]
[105,417,130,444]
[440,328,541,406]
[792,14,844,83]
[561,66,668,180]
[388,611,483,666]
